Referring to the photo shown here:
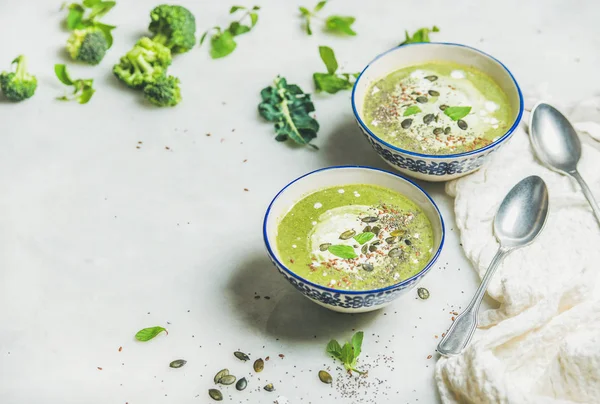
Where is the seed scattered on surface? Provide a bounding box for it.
[385,236,396,244]
[388,248,402,258]
[361,216,378,223]
[339,230,356,240]
[169,359,187,368]
[444,126,451,134]
[209,389,223,401]
[423,114,434,124]
[264,383,275,392]
[439,104,448,111]
[253,358,264,373]
[401,119,413,129]
[362,263,374,272]
[458,120,468,130]
[371,226,381,235]
[361,244,368,255]
[234,351,250,362]
[363,225,372,233]
[405,239,412,246]
[425,75,438,81]
[279,354,285,358]
[219,375,237,385]
[433,127,443,135]
[214,369,229,384]
[236,377,248,391]
[428,90,440,97]
[319,243,331,252]
[418,287,430,300]
[416,96,428,104]
[319,370,333,384]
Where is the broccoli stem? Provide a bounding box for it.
[14,55,27,80]
[152,33,169,46]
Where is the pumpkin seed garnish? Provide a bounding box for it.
[319,370,333,384]
[405,239,412,246]
[371,240,381,246]
[253,358,264,373]
[439,104,448,111]
[362,225,372,233]
[371,226,381,236]
[319,243,331,252]
[234,351,250,361]
[388,248,403,258]
[385,236,396,244]
[444,126,451,134]
[390,229,406,237]
[208,389,223,401]
[362,263,374,272]
[236,377,248,391]
[368,244,378,252]
[423,113,434,125]
[219,374,237,385]
[425,75,438,82]
[458,119,468,130]
[401,118,413,129]
[169,359,187,368]
[264,383,275,392]
[417,287,430,300]
[361,216,378,223]
[339,230,356,240]
[433,127,443,135]
[416,96,428,104]
[361,244,368,255]
[214,369,229,384]
[428,89,440,97]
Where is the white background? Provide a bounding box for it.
[1,0,599,403]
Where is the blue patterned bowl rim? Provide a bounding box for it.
[263,165,446,296]
[351,42,524,160]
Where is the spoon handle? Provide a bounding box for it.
[437,247,510,356]
[571,170,600,224]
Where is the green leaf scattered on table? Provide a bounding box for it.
[54,64,95,104]
[444,106,471,121]
[400,26,439,45]
[326,331,365,374]
[62,0,117,49]
[258,76,319,148]
[353,232,375,245]
[200,5,260,59]
[313,46,359,94]
[403,105,422,116]
[135,326,168,341]
[327,244,358,259]
[299,1,356,36]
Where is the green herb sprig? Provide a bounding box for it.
[326,331,365,375]
[400,26,439,45]
[299,1,356,36]
[258,76,319,149]
[313,46,359,94]
[135,326,168,341]
[62,0,116,47]
[54,64,95,104]
[200,5,260,59]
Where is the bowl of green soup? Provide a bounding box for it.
[352,43,523,182]
[263,166,444,313]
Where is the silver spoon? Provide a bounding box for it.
[530,102,600,223]
[437,176,549,356]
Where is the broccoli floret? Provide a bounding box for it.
[143,75,181,107]
[149,5,196,54]
[113,37,172,89]
[67,28,109,65]
[0,55,37,102]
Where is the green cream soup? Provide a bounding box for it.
[276,184,434,291]
[363,61,513,155]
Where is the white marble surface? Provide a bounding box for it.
[1,1,599,403]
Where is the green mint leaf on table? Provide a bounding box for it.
[229,5,245,13]
[351,331,363,358]
[229,21,251,36]
[341,342,354,364]
[400,26,440,45]
[94,22,116,48]
[314,0,327,12]
[326,339,342,359]
[210,30,237,58]
[319,45,338,74]
[54,64,96,104]
[54,64,73,85]
[135,326,168,341]
[66,4,85,29]
[258,76,319,149]
[313,46,359,94]
[298,6,312,35]
[201,5,260,58]
[403,105,422,116]
[327,245,357,259]
[325,16,356,36]
[353,232,375,245]
[326,332,365,374]
[444,106,471,121]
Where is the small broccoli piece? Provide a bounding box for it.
[113,37,172,89]
[143,75,181,107]
[67,28,109,65]
[0,55,37,102]
[149,5,196,54]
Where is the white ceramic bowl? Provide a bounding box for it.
[352,42,524,182]
[263,166,445,313]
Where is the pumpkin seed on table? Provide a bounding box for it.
[219,374,237,385]
[458,119,468,130]
[214,368,229,383]
[169,359,186,368]
[423,114,434,125]
[418,287,430,300]
[339,230,356,240]
[361,216,378,223]
[319,243,331,251]
[416,96,428,103]
[264,383,275,392]
[236,377,248,391]
[428,89,440,97]
[425,75,438,81]
[319,370,333,384]
[234,351,250,361]
[208,389,223,401]
[401,119,412,129]
[253,358,264,372]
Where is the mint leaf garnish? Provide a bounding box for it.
[327,244,357,259]
[400,26,439,45]
[353,232,375,245]
[403,105,422,116]
[444,106,471,121]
